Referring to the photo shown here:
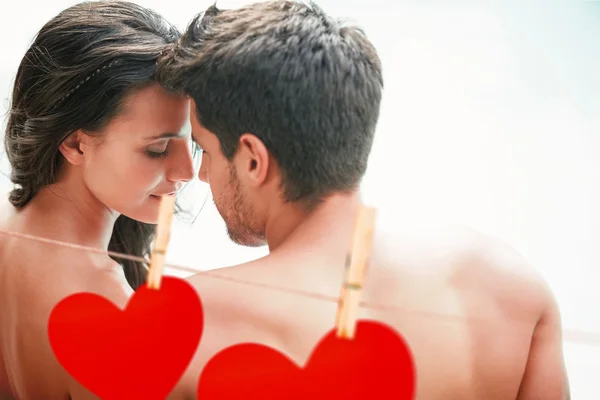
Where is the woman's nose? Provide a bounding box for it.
[166,143,195,184]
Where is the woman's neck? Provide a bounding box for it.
[18,171,118,250]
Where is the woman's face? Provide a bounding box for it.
[78,84,195,224]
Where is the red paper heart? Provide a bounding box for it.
[48,276,203,400]
[198,320,415,399]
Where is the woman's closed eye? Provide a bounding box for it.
[145,142,169,159]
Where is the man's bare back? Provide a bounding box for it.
[175,198,568,399]
[0,201,131,399]
[155,2,568,396]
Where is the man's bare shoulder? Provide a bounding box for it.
[372,222,551,314]
[183,259,273,323]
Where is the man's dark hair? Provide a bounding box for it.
[159,0,383,207]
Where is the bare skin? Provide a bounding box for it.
[0,85,193,399]
[0,227,120,400]
[0,199,130,399]
[161,102,571,399]
[172,194,569,400]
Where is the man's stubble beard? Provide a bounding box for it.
[213,165,266,248]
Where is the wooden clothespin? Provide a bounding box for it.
[335,204,377,339]
[146,195,176,290]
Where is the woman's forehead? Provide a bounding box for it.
[105,84,190,136]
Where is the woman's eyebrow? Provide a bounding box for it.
[145,132,183,140]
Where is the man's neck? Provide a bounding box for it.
[264,191,362,252]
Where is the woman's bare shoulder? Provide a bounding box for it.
[52,251,134,307]
[5,237,133,309]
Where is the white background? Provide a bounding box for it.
[0,0,598,398]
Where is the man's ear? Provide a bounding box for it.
[236,133,270,186]
[58,130,86,166]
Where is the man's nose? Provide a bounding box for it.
[197,152,208,183]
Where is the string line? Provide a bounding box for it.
[1,227,598,346]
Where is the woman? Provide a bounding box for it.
[0,1,195,398]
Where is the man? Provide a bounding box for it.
[160,1,569,398]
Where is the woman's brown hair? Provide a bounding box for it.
[4,1,181,289]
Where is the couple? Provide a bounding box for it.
[0,1,569,399]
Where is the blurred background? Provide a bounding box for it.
[1,0,598,397]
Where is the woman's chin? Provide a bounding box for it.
[116,199,162,225]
